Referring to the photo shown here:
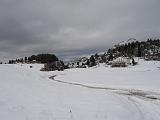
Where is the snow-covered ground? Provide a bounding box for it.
[56,59,160,90]
[0,60,160,120]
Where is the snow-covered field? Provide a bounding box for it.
[0,59,160,120]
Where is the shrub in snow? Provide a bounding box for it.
[41,61,65,71]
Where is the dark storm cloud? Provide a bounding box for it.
[0,0,160,61]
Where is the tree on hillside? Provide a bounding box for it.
[89,55,96,67]
[108,53,113,61]
[137,45,142,57]
[95,53,99,59]
[36,54,59,63]
[25,57,28,63]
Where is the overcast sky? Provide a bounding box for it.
[0,0,160,61]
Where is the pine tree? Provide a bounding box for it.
[108,53,113,61]
[137,45,142,57]
[25,57,28,63]
[90,55,96,67]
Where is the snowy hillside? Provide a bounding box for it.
[118,38,137,45]
[0,60,160,120]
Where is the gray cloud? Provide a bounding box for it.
[0,0,160,61]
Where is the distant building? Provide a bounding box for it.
[111,57,130,67]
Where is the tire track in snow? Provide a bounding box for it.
[49,75,160,120]
[127,96,160,120]
[49,75,160,101]
[127,97,145,120]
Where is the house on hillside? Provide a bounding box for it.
[144,47,160,61]
[111,57,131,67]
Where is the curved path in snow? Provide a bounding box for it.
[49,75,160,120]
[49,75,160,101]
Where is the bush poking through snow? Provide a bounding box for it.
[41,61,65,71]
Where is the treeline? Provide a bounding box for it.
[6,38,160,70]
[8,54,59,64]
[109,38,160,58]
[69,38,160,68]
[8,54,67,71]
